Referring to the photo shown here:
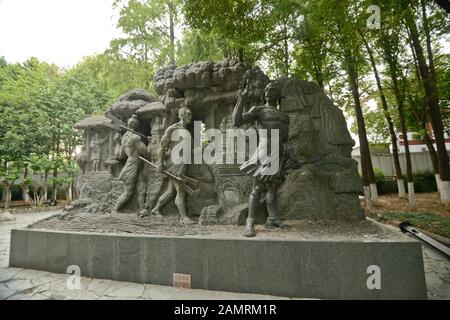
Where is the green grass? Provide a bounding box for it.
[380,212,450,239]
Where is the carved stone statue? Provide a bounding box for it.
[70,61,364,225]
[232,81,290,237]
[113,132,122,158]
[112,115,148,213]
[76,146,88,175]
[89,133,108,173]
[105,132,123,174]
[151,107,196,224]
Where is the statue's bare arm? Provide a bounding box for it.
[116,145,126,160]
[135,138,147,157]
[157,125,174,171]
[232,85,258,127]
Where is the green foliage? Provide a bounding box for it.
[110,0,181,86]
[413,171,438,193]
[183,0,280,63]
[0,57,110,202]
[362,109,392,144]
[176,29,226,65]
[375,171,437,195]
[0,162,21,187]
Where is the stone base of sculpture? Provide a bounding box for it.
[9,217,426,299]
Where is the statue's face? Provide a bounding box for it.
[265,84,279,102]
[180,109,192,123]
[128,118,139,130]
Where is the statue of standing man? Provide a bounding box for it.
[232,81,290,237]
[113,115,148,213]
[151,107,195,224]
[90,133,108,173]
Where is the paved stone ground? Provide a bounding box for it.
[0,211,449,300]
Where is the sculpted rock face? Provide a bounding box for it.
[276,79,363,220]
[155,59,269,116]
[106,88,157,124]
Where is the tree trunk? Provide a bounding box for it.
[43,170,48,203]
[168,0,176,64]
[311,58,324,92]
[360,31,405,198]
[22,166,31,204]
[405,7,450,203]
[4,185,11,210]
[238,47,244,63]
[283,20,289,77]
[66,181,73,202]
[393,74,415,207]
[345,52,377,208]
[423,134,441,193]
[328,83,334,103]
[420,0,442,195]
[53,167,58,202]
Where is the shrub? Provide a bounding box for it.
[375,171,437,194]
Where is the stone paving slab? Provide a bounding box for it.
[0,210,449,300]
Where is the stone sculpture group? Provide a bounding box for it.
[71,59,364,237]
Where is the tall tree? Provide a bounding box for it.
[402,0,450,204]
[379,28,416,207]
[111,0,182,86]
[359,29,406,198]
[315,0,378,208]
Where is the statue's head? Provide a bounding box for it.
[113,132,121,141]
[264,81,281,103]
[178,107,192,124]
[128,115,140,130]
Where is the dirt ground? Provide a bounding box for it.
[362,192,450,219]
[29,210,410,241]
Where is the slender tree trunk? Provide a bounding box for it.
[22,166,31,204]
[168,0,176,64]
[328,83,334,103]
[52,168,58,202]
[311,58,324,91]
[421,0,437,81]
[238,47,244,63]
[399,109,415,207]
[345,53,377,209]
[392,73,415,207]
[283,20,289,76]
[360,31,405,198]
[67,181,73,202]
[405,7,450,204]
[43,170,48,203]
[3,183,12,210]
[53,137,60,202]
[420,0,443,195]
[423,133,442,193]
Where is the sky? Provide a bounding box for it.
[0,0,120,68]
